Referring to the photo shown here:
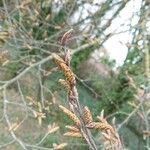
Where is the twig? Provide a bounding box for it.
[0,139,15,149]
[2,87,28,150]
[117,96,145,131]
[53,30,98,150]
[0,55,53,90]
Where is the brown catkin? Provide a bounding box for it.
[83,106,93,124]
[59,105,81,126]
[87,122,113,131]
[52,53,75,86]
[64,131,82,138]
[95,122,112,131]
[52,53,65,65]
[58,79,70,90]
[65,125,79,132]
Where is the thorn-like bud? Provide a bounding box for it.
[100,109,104,118]
[60,29,73,46]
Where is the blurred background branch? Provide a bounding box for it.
[0,0,149,149]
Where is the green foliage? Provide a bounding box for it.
[71,44,97,71]
[84,70,135,114]
[3,62,23,80]
[100,56,116,68]
[53,10,66,25]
